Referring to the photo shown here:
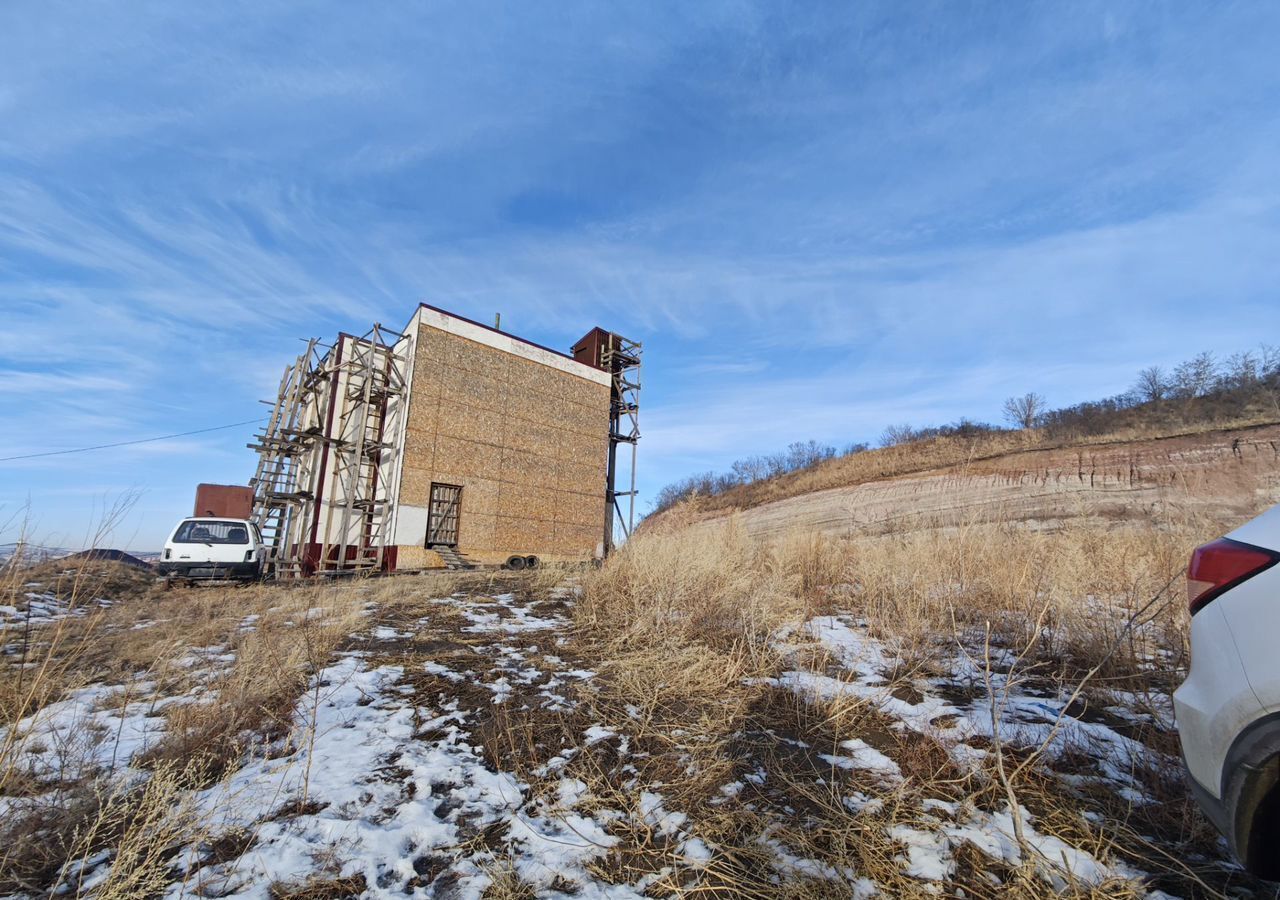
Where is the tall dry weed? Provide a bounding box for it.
[1,550,366,892]
[578,519,802,649]
[139,582,365,783]
[817,513,1205,687]
[571,509,1227,892]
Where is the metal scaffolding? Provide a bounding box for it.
[603,333,641,551]
[248,324,409,577]
[247,338,322,576]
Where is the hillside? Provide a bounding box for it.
[653,422,1280,540]
[7,419,1280,898]
[5,522,1274,897]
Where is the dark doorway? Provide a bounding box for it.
[427,483,462,547]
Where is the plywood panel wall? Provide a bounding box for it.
[397,322,610,560]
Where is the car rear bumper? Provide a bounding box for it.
[156,561,260,580]
[1179,705,1280,877]
[1183,752,1231,837]
[1173,604,1264,794]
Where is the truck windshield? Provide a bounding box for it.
[172,521,250,545]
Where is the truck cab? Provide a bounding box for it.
[157,518,265,583]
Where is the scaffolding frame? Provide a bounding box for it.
[602,334,641,552]
[247,338,323,575]
[249,324,409,577]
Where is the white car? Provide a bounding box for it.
[1174,504,1280,877]
[157,517,266,582]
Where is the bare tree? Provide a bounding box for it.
[730,457,768,485]
[784,440,836,471]
[879,424,917,448]
[1260,344,1280,416]
[1171,352,1217,400]
[1223,351,1260,390]
[1001,393,1045,430]
[1134,366,1168,404]
[1260,344,1280,383]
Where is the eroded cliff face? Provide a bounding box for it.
[670,424,1280,540]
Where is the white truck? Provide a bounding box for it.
[156,517,266,583]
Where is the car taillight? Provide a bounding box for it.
[163,548,171,560]
[1187,538,1280,614]
[244,550,254,563]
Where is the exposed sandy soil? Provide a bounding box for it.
[682,425,1280,540]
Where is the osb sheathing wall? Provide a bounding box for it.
[397,322,610,560]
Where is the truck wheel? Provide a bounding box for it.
[505,555,527,571]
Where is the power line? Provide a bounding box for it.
[1,418,265,462]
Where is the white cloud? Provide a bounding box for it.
[0,371,131,395]
[3,1,1280,542]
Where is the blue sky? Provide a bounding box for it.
[3,1,1280,550]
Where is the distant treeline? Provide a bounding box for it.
[650,345,1280,516]
[652,440,869,515]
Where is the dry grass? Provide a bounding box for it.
[268,873,368,900]
[136,593,357,784]
[0,557,599,896]
[831,516,1196,690]
[0,551,369,895]
[1,559,159,727]
[479,861,537,899]
[577,520,807,649]
[566,506,1265,896]
[1,757,215,898]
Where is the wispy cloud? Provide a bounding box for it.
[0,371,132,395]
[679,359,771,376]
[2,0,1279,545]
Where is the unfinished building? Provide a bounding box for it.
[248,304,640,575]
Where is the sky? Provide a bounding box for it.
[2,1,1280,551]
